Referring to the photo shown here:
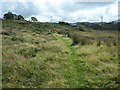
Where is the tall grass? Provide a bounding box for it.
[68,32,92,45]
[2,19,118,88]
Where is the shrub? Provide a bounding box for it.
[1,31,9,35]
[57,31,62,34]
[57,30,68,35]
[11,36,24,42]
[71,33,80,45]
[79,38,90,45]
[77,25,87,31]
[34,41,39,44]
[69,32,92,45]
[113,42,118,46]
[104,40,112,47]
[1,31,15,36]
[59,21,70,26]
[97,40,101,46]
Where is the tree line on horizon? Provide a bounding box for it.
[3,11,38,22]
[2,11,118,31]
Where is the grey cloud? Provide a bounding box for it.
[61,2,114,13]
[1,1,117,22]
[45,2,59,14]
[2,2,40,18]
[42,2,115,21]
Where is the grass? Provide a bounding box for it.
[1,19,119,88]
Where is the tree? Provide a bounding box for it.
[59,21,70,25]
[13,14,18,20]
[18,15,24,20]
[3,11,14,19]
[3,11,25,20]
[31,17,38,22]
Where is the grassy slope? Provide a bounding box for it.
[1,19,119,88]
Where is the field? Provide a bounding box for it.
[1,19,119,88]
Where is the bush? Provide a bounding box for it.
[69,32,92,45]
[78,25,87,31]
[57,30,68,35]
[113,42,118,46]
[1,31,9,35]
[11,36,24,42]
[34,41,39,44]
[71,33,80,45]
[1,31,15,36]
[105,41,112,47]
[59,21,70,26]
[97,40,101,46]
[79,38,90,45]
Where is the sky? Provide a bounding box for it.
[0,0,119,23]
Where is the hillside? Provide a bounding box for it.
[1,19,119,88]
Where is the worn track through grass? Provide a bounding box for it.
[54,34,81,88]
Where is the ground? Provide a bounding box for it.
[1,19,119,88]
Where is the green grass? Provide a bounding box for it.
[1,19,119,88]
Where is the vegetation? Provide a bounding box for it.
[3,11,24,20]
[31,17,38,22]
[3,12,14,20]
[59,21,70,26]
[1,19,119,88]
[77,25,88,31]
[83,22,118,30]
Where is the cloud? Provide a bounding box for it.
[1,0,118,22]
[60,2,114,13]
[2,2,40,18]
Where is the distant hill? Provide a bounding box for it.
[76,22,118,30]
[112,19,120,23]
[116,19,120,22]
